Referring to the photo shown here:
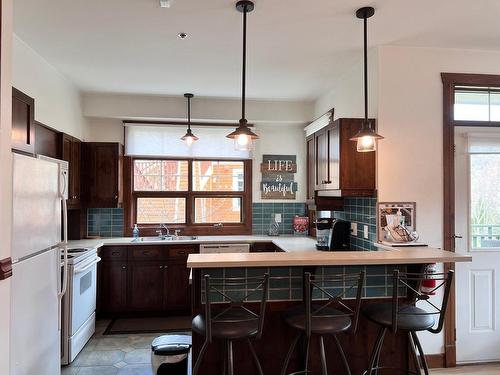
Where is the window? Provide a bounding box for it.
[470,154,500,250]
[454,86,500,122]
[127,158,251,235]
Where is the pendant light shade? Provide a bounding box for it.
[181,93,199,146]
[350,7,384,152]
[226,0,259,151]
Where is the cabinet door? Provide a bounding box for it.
[326,122,340,190]
[69,139,81,207]
[12,88,35,154]
[339,118,376,194]
[83,143,121,208]
[128,262,164,312]
[100,261,128,313]
[165,262,191,312]
[306,135,315,200]
[315,129,328,190]
[59,134,81,208]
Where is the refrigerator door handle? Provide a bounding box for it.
[58,196,68,299]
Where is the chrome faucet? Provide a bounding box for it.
[159,224,170,237]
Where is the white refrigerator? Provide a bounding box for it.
[10,153,68,375]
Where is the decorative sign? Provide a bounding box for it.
[261,154,297,199]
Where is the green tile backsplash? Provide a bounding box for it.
[334,197,377,251]
[252,202,307,235]
[201,265,407,302]
[87,203,308,238]
[87,208,124,237]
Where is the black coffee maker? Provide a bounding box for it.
[315,218,351,251]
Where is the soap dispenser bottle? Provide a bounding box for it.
[133,224,139,239]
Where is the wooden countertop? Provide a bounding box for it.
[187,247,472,268]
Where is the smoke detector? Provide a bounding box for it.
[159,0,171,8]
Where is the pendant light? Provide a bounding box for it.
[226,0,259,151]
[181,93,199,146]
[350,7,384,152]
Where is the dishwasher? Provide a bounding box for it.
[199,244,250,254]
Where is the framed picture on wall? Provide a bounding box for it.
[377,202,416,242]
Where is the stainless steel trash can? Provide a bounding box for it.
[151,334,192,375]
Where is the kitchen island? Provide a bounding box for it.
[187,246,470,375]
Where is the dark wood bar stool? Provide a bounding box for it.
[192,273,269,375]
[280,270,366,375]
[362,269,454,375]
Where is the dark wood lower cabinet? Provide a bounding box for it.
[99,261,128,314]
[128,262,165,312]
[165,262,191,311]
[97,245,195,317]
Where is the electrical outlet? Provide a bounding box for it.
[364,225,369,239]
[351,223,358,236]
[274,213,282,223]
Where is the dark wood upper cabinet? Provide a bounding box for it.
[59,133,82,209]
[307,118,376,197]
[82,142,123,208]
[306,135,315,202]
[12,88,35,154]
[338,118,376,194]
[34,122,59,159]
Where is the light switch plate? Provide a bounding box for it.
[351,223,357,236]
[364,225,369,239]
[274,213,282,223]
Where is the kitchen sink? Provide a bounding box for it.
[132,235,198,243]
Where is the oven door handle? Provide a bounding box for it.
[74,256,101,274]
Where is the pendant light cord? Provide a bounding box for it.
[241,4,247,121]
[187,95,191,131]
[363,16,369,129]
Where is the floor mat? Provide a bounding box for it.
[104,316,192,335]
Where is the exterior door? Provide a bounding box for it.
[455,127,500,363]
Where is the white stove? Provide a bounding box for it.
[65,247,98,265]
[61,247,101,365]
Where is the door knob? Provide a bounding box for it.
[452,234,463,239]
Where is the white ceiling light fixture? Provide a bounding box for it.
[159,0,172,9]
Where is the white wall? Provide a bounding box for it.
[0,0,13,372]
[12,35,88,139]
[84,93,311,203]
[85,118,124,144]
[377,45,500,354]
[314,48,379,120]
[83,92,314,125]
[252,123,307,202]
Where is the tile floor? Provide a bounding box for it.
[62,320,188,375]
[430,363,500,375]
[64,320,500,375]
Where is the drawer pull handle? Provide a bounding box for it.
[143,251,150,256]
[112,252,120,256]
[178,251,186,255]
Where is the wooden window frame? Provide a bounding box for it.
[123,156,252,236]
[441,73,500,368]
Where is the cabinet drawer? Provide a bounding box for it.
[168,246,197,258]
[130,246,163,260]
[101,246,127,260]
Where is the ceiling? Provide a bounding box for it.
[13,0,500,100]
